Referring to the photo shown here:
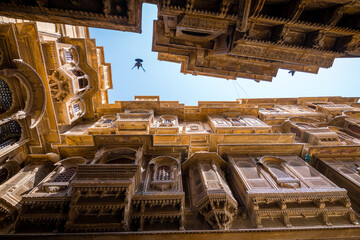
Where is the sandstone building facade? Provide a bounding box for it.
[0,17,360,239]
[1,0,360,81]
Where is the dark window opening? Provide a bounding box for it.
[181,30,211,37]
[71,69,85,77]
[337,14,360,30]
[0,168,9,184]
[0,121,21,150]
[107,157,134,164]
[78,77,88,89]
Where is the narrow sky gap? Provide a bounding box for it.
[90,4,360,106]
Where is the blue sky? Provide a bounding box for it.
[90,4,360,106]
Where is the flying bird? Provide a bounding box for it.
[288,70,295,76]
[132,58,146,72]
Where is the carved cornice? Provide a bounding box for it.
[179,16,229,33]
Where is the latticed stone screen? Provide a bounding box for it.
[0,120,21,150]
[155,165,171,181]
[0,79,12,114]
[53,167,76,182]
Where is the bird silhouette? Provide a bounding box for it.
[288,70,295,76]
[132,58,145,72]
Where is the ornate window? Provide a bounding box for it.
[228,117,245,126]
[73,103,81,114]
[59,47,79,65]
[68,100,85,123]
[70,69,85,77]
[339,167,360,184]
[237,161,260,179]
[52,167,76,182]
[0,121,21,150]
[148,156,179,191]
[260,157,300,189]
[78,77,88,89]
[159,116,176,127]
[0,79,12,114]
[64,51,74,62]
[102,119,112,124]
[155,165,171,181]
[236,160,272,189]
[100,148,137,164]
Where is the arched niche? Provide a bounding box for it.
[42,157,86,193]
[0,60,46,128]
[258,156,301,189]
[58,46,79,66]
[67,99,86,124]
[147,156,180,191]
[282,117,321,138]
[158,115,178,127]
[93,147,139,164]
[13,59,46,128]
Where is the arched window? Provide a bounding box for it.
[0,121,21,150]
[267,163,291,178]
[64,50,74,62]
[261,158,300,189]
[159,116,176,127]
[0,79,12,114]
[53,167,76,182]
[228,117,246,126]
[155,165,171,181]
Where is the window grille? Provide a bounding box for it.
[102,119,112,124]
[155,165,171,181]
[0,79,12,114]
[0,121,21,150]
[53,167,76,182]
[73,103,81,114]
[64,51,74,62]
[267,163,290,178]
